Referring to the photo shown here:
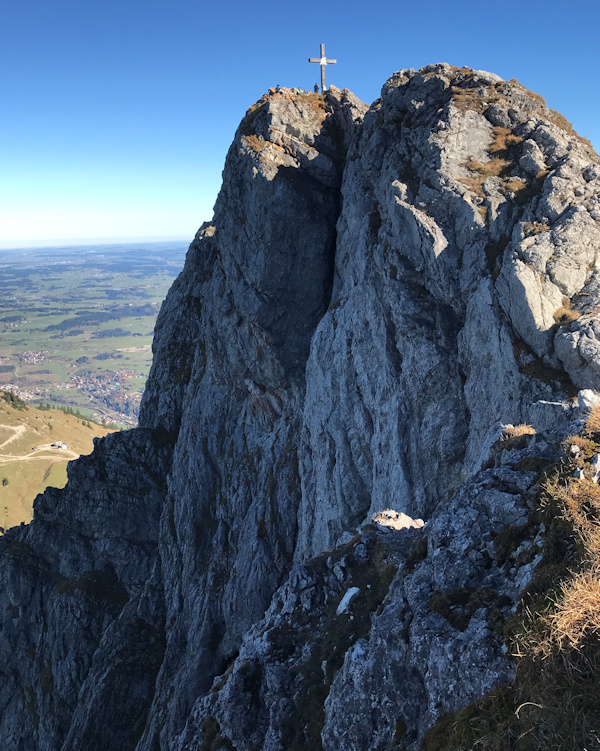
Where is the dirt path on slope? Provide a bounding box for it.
[0,424,27,450]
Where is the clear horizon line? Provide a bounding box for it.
[0,234,193,250]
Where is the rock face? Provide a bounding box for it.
[1,64,600,750]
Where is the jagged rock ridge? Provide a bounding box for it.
[1,63,600,750]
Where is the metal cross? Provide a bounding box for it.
[309,44,336,93]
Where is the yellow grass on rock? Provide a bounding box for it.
[584,405,600,437]
[502,423,536,439]
[545,568,600,650]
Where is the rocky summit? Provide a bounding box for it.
[2,63,600,750]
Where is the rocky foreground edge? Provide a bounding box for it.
[1,63,600,750]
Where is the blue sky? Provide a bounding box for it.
[1,0,599,247]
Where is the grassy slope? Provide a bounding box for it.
[422,408,600,750]
[0,394,114,533]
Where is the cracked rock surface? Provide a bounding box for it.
[1,64,600,750]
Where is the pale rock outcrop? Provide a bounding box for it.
[1,63,600,751]
[372,509,425,530]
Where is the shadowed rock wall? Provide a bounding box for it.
[1,66,600,750]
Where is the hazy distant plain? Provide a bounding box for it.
[0,242,187,426]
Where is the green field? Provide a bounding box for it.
[0,242,186,426]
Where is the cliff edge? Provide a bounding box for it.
[1,64,600,750]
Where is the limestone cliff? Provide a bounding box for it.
[1,65,600,750]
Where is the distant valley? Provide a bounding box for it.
[0,241,186,426]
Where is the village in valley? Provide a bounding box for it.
[0,365,142,428]
[0,242,186,428]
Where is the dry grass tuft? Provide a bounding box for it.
[241,134,268,153]
[460,155,519,201]
[562,435,600,460]
[489,125,511,146]
[584,406,600,438]
[459,121,537,204]
[509,78,546,105]
[497,423,537,454]
[528,477,600,660]
[489,125,524,154]
[506,134,524,147]
[465,157,512,178]
[450,79,501,116]
[448,72,598,161]
[485,424,536,468]
[458,175,486,198]
[554,478,600,538]
[503,424,537,439]
[544,108,596,152]
[544,569,600,650]
[502,177,527,195]
[294,93,328,120]
[239,100,267,136]
[553,306,581,326]
[523,221,550,238]
[449,65,475,76]
[424,428,600,750]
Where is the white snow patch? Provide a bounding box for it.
[336,587,360,615]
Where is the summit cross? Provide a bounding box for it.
[309,44,336,93]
